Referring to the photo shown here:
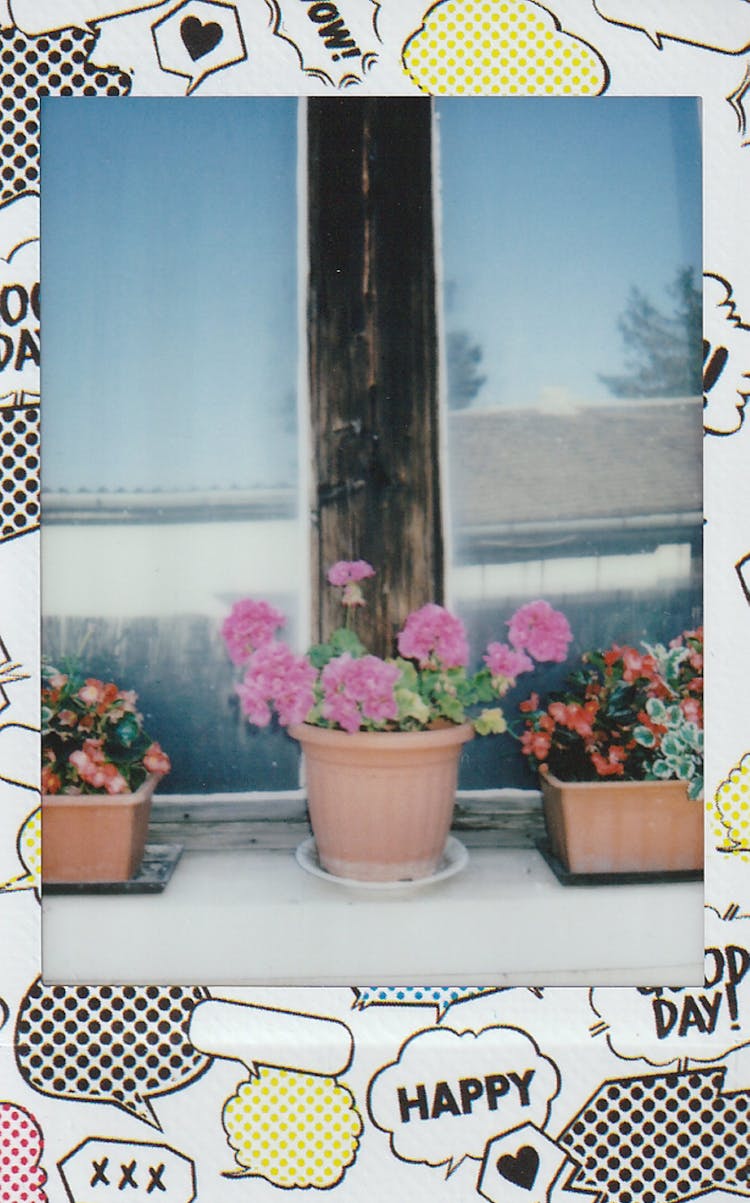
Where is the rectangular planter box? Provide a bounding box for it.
[540,771,703,875]
[42,774,159,884]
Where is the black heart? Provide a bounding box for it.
[496,1145,540,1191]
[180,16,223,61]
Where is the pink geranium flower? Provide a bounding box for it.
[327,560,375,587]
[483,642,534,681]
[507,600,572,663]
[221,598,286,666]
[397,604,470,669]
[321,653,400,733]
[236,640,317,728]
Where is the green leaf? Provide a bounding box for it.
[645,696,666,721]
[330,627,367,657]
[650,759,674,779]
[473,708,507,736]
[394,659,418,689]
[395,688,431,726]
[114,713,140,747]
[307,642,334,669]
[438,696,466,724]
[633,725,656,748]
[661,733,682,758]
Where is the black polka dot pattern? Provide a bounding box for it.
[559,1067,750,1202]
[15,979,212,1122]
[0,26,132,204]
[0,399,38,541]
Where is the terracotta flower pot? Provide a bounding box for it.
[288,722,474,883]
[42,773,161,884]
[539,770,703,875]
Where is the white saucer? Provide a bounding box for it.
[294,836,469,890]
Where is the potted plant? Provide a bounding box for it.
[41,664,171,883]
[222,560,572,883]
[519,627,704,876]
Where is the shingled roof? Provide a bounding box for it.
[447,398,702,532]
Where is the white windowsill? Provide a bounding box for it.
[42,809,704,987]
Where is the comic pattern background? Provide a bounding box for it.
[1,0,750,1199]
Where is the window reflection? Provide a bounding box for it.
[41,98,302,793]
[437,98,702,787]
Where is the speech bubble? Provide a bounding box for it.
[367,1025,560,1176]
[353,987,508,1020]
[0,720,39,790]
[0,1102,46,1203]
[0,395,40,541]
[8,0,167,35]
[590,914,750,1066]
[152,0,247,94]
[0,238,38,394]
[59,1138,196,1203]
[188,998,353,1077]
[353,986,545,1020]
[269,0,380,88]
[478,1121,596,1203]
[402,0,608,97]
[712,751,750,855]
[0,648,31,715]
[223,1066,362,1188]
[703,274,750,435]
[592,0,750,53]
[559,1065,750,1201]
[15,979,213,1127]
[0,805,40,895]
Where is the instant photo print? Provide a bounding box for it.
[0,0,748,1199]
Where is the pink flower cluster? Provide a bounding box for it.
[69,738,128,795]
[236,641,317,728]
[221,598,285,666]
[484,642,534,681]
[327,560,375,587]
[507,600,572,663]
[321,653,400,733]
[397,604,469,669]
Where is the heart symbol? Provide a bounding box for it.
[180,15,224,61]
[496,1145,540,1191]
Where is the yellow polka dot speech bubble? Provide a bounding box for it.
[402,0,608,96]
[0,806,40,894]
[223,1067,362,1189]
[713,753,750,860]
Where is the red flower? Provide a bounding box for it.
[590,746,627,777]
[42,764,61,794]
[681,697,702,725]
[143,742,171,776]
[548,701,597,738]
[521,729,552,760]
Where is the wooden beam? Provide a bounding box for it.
[306,97,443,658]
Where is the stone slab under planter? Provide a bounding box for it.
[42,843,183,894]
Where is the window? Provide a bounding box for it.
[41,98,304,794]
[436,97,703,787]
[41,96,702,799]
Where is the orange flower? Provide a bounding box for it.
[143,742,171,776]
[521,729,551,760]
[590,746,627,777]
[42,764,61,794]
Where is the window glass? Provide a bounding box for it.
[436,97,702,787]
[41,98,303,793]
